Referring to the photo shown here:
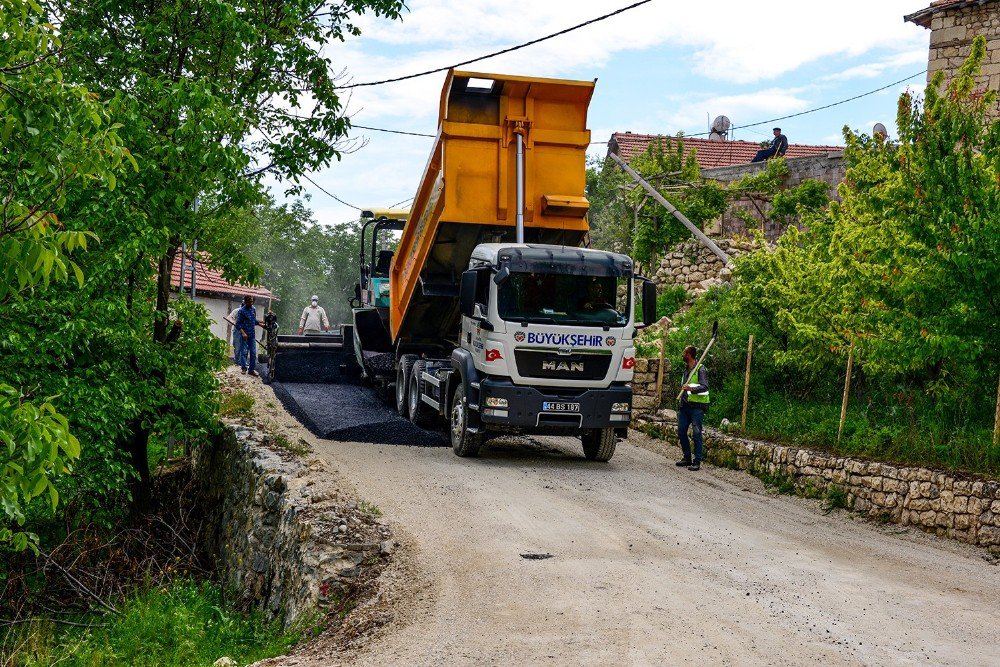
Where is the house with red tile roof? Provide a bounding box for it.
[606,132,843,170]
[170,253,276,345]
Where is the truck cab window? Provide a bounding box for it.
[498,273,628,326]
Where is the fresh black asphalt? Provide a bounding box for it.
[270,376,447,447]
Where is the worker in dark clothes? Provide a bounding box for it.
[751,127,788,162]
[235,295,264,377]
[676,344,710,471]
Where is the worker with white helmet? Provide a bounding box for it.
[298,295,330,334]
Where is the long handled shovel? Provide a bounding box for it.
[677,320,719,401]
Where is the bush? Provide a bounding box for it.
[656,286,687,320]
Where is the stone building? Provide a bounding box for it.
[905,0,1000,112]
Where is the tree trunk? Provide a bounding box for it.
[153,245,178,343]
[126,418,152,516]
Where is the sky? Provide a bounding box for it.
[264,0,932,227]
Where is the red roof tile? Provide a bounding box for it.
[608,133,842,170]
[905,0,996,28]
[170,253,276,301]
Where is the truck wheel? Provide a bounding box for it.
[451,384,482,457]
[582,428,617,462]
[408,360,435,428]
[396,354,418,417]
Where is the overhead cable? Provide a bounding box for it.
[337,0,654,90]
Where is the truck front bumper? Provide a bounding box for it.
[478,379,632,430]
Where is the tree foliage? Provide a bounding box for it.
[21,0,407,512]
[242,196,361,328]
[0,0,129,549]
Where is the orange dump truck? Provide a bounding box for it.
[352,70,656,460]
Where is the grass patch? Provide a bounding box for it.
[656,285,688,320]
[5,580,303,667]
[823,485,848,511]
[265,432,310,458]
[758,467,797,495]
[358,500,382,518]
[219,390,255,419]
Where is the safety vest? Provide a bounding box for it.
[683,362,710,404]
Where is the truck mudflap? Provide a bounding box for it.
[478,379,631,431]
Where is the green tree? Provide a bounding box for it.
[242,197,361,328]
[31,0,406,510]
[729,37,998,446]
[1,0,128,549]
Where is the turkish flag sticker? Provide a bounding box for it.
[485,349,503,362]
[622,356,635,369]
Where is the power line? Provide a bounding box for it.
[720,69,926,135]
[350,70,928,148]
[587,69,927,145]
[337,0,654,90]
[301,173,363,210]
[352,124,435,138]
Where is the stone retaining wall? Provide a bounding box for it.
[193,423,391,627]
[651,238,753,296]
[632,410,1000,551]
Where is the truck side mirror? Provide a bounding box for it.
[642,280,657,326]
[459,270,477,318]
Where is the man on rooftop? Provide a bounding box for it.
[751,128,788,163]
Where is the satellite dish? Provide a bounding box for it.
[709,115,731,141]
[873,122,888,139]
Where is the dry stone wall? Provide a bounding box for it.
[194,423,392,627]
[651,238,752,295]
[631,408,1000,551]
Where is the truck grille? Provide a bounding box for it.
[513,350,611,381]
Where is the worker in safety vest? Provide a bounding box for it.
[298,295,330,334]
[676,344,709,471]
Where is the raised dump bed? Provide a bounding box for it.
[389,71,595,349]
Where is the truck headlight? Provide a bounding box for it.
[612,402,630,413]
[484,397,508,408]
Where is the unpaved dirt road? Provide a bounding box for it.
[238,371,999,666]
[306,432,999,666]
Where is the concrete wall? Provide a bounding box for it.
[924,2,1000,114]
[701,152,845,242]
[197,295,239,342]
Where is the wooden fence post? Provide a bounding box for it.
[655,337,667,407]
[993,371,1000,446]
[838,340,855,445]
[741,334,755,431]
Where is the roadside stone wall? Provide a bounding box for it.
[632,409,1000,551]
[652,238,753,295]
[700,152,845,241]
[629,357,667,413]
[193,423,392,627]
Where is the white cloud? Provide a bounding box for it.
[290,0,931,225]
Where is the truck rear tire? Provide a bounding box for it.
[582,428,617,462]
[408,359,435,428]
[396,354,418,417]
[450,384,482,457]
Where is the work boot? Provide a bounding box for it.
[688,461,701,471]
[241,368,247,375]
[247,370,259,377]
[675,458,692,467]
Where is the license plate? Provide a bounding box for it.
[542,402,580,412]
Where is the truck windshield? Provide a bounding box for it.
[497,272,629,327]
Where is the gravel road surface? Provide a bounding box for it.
[309,431,1000,666]
[245,371,999,666]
